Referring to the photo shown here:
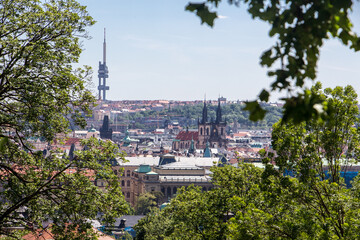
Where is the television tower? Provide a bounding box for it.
[98,28,109,100]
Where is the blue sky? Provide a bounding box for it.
[77,0,360,101]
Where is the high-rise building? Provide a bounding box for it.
[98,28,109,100]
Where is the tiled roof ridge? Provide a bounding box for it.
[175,131,198,141]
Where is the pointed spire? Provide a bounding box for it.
[216,98,222,123]
[203,141,211,158]
[189,136,196,154]
[69,143,76,160]
[103,28,106,63]
[202,99,208,124]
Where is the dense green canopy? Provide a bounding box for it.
[0,0,128,238]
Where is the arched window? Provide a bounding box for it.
[114,169,118,175]
[161,187,165,194]
[121,180,125,186]
[173,187,177,195]
[167,187,171,196]
[127,180,130,187]
[126,192,130,198]
[126,170,131,177]
[200,128,203,135]
[221,128,224,135]
[206,128,209,135]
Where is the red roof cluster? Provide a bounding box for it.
[175,131,198,141]
[65,138,81,145]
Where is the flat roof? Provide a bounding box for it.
[116,156,219,167]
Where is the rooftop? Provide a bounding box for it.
[175,131,198,141]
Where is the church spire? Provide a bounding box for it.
[216,98,222,123]
[201,99,208,124]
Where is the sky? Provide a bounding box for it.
[76,0,360,102]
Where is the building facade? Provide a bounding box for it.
[112,155,217,206]
[198,100,227,149]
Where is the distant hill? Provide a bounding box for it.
[123,102,282,130]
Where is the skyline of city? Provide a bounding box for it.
[77,0,360,101]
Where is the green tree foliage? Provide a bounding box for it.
[259,84,360,238]
[134,164,263,239]
[0,0,129,238]
[135,192,158,215]
[134,208,174,240]
[125,103,282,129]
[135,85,360,239]
[186,0,360,122]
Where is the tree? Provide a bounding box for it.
[259,83,360,238]
[134,164,264,239]
[185,0,360,122]
[0,0,129,238]
[135,192,159,215]
[134,208,174,240]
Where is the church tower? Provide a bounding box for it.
[100,115,113,140]
[198,98,227,149]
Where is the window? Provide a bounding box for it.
[221,128,224,135]
[127,180,130,187]
[206,128,209,135]
[200,128,203,135]
[114,169,118,175]
[126,192,130,198]
[126,170,130,177]
[121,180,125,186]
[167,187,171,196]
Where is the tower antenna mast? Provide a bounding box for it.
[98,28,109,100]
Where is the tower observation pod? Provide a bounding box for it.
[98,28,109,100]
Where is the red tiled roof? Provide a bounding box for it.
[233,132,249,137]
[65,138,81,145]
[175,131,198,141]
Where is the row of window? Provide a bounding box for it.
[161,186,212,196]
[199,127,224,136]
[121,180,131,187]
[177,141,217,149]
[122,192,131,198]
[113,169,132,177]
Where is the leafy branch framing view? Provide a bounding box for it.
[186,0,360,122]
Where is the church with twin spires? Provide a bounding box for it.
[172,99,227,153]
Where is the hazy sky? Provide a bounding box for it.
[77,0,360,101]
